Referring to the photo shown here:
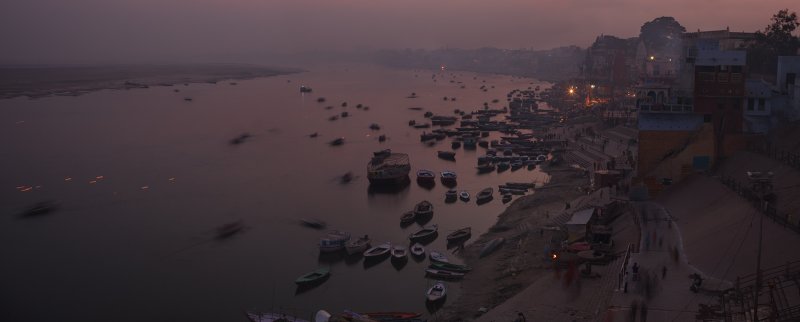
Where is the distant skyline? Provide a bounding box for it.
[0,0,797,64]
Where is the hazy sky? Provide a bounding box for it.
[0,0,796,64]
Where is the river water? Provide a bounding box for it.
[0,64,551,322]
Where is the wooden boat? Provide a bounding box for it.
[496,162,510,172]
[416,169,436,182]
[363,242,392,258]
[346,235,371,255]
[19,201,59,217]
[426,281,447,302]
[410,243,425,257]
[440,171,457,182]
[429,262,472,273]
[451,141,461,149]
[479,238,505,258]
[458,191,470,201]
[476,187,494,202]
[429,251,449,263]
[502,194,512,203]
[246,312,310,322]
[446,227,471,242]
[425,268,463,279]
[300,218,326,229]
[413,200,433,217]
[445,189,457,200]
[216,220,244,239]
[409,224,438,241]
[391,245,408,261]
[319,230,351,253]
[400,211,416,224]
[294,267,330,285]
[476,163,495,173]
[329,137,344,146]
[437,151,456,160]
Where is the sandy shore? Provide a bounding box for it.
[0,64,302,99]
[437,160,591,321]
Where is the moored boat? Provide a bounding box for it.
[476,187,494,202]
[300,218,326,229]
[440,170,457,183]
[416,169,435,182]
[425,268,463,280]
[458,191,470,201]
[429,262,472,273]
[446,227,471,242]
[329,137,345,146]
[363,242,392,258]
[451,141,461,149]
[368,151,411,185]
[426,281,447,302]
[476,163,495,173]
[410,243,425,257]
[294,267,330,285]
[391,245,408,261]
[319,230,351,253]
[429,251,449,263]
[346,235,371,255]
[445,189,457,201]
[400,211,416,224]
[413,200,433,217]
[436,151,455,160]
[409,224,438,241]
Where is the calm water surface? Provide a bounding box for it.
[0,64,551,322]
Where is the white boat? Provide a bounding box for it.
[426,281,447,302]
[429,250,449,263]
[345,235,371,255]
[409,224,438,241]
[391,245,408,261]
[363,242,392,258]
[319,230,351,253]
[459,191,470,201]
[410,243,425,257]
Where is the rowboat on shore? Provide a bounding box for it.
[425,268,463,280]
[413,200,433,217]
[400,211,416,225]
[364,242,392,258]
[429,262,472,273]
[426,281,447,302]
[429,251,449,263]
[345,235,371,255]
[476,187,493,203]
[446,227,471,242]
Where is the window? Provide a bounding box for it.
[719,65,729,72]
[788,73,797,88]
[747,98,754,111]
[758,98,765,111]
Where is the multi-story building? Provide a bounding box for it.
[693,50,747,158]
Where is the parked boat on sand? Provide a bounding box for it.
[429,262,472,272]
[446,227,471,242]
[426,281,447,302]
[425,268,463,280]
[409,224,438,241]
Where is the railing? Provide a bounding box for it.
[747,143,800,170]
[639,103,693,113]
[717,174,800,234]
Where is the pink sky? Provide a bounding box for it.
[0,0,796,63]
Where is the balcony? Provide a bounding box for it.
[639,103,693,113]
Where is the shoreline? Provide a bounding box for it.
[440,160,590,320]
[0,64,303,100]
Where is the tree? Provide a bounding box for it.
[757,9,800,56]
[639,17,686,56]
[748,9,800,75]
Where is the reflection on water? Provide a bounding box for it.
[0,64,552,322]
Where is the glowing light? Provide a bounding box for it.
[649,56,655,61]
[568,88,575,94]
[65,177,73,181]
[141,186,149,190]
[89,180,97,184]
[590,84,596,89]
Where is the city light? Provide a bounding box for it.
[649,56,655,61]
[590,84,596,89]
[568,88,575,94]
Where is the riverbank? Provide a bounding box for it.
[0,64,302,99]
[438,160,589,320]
